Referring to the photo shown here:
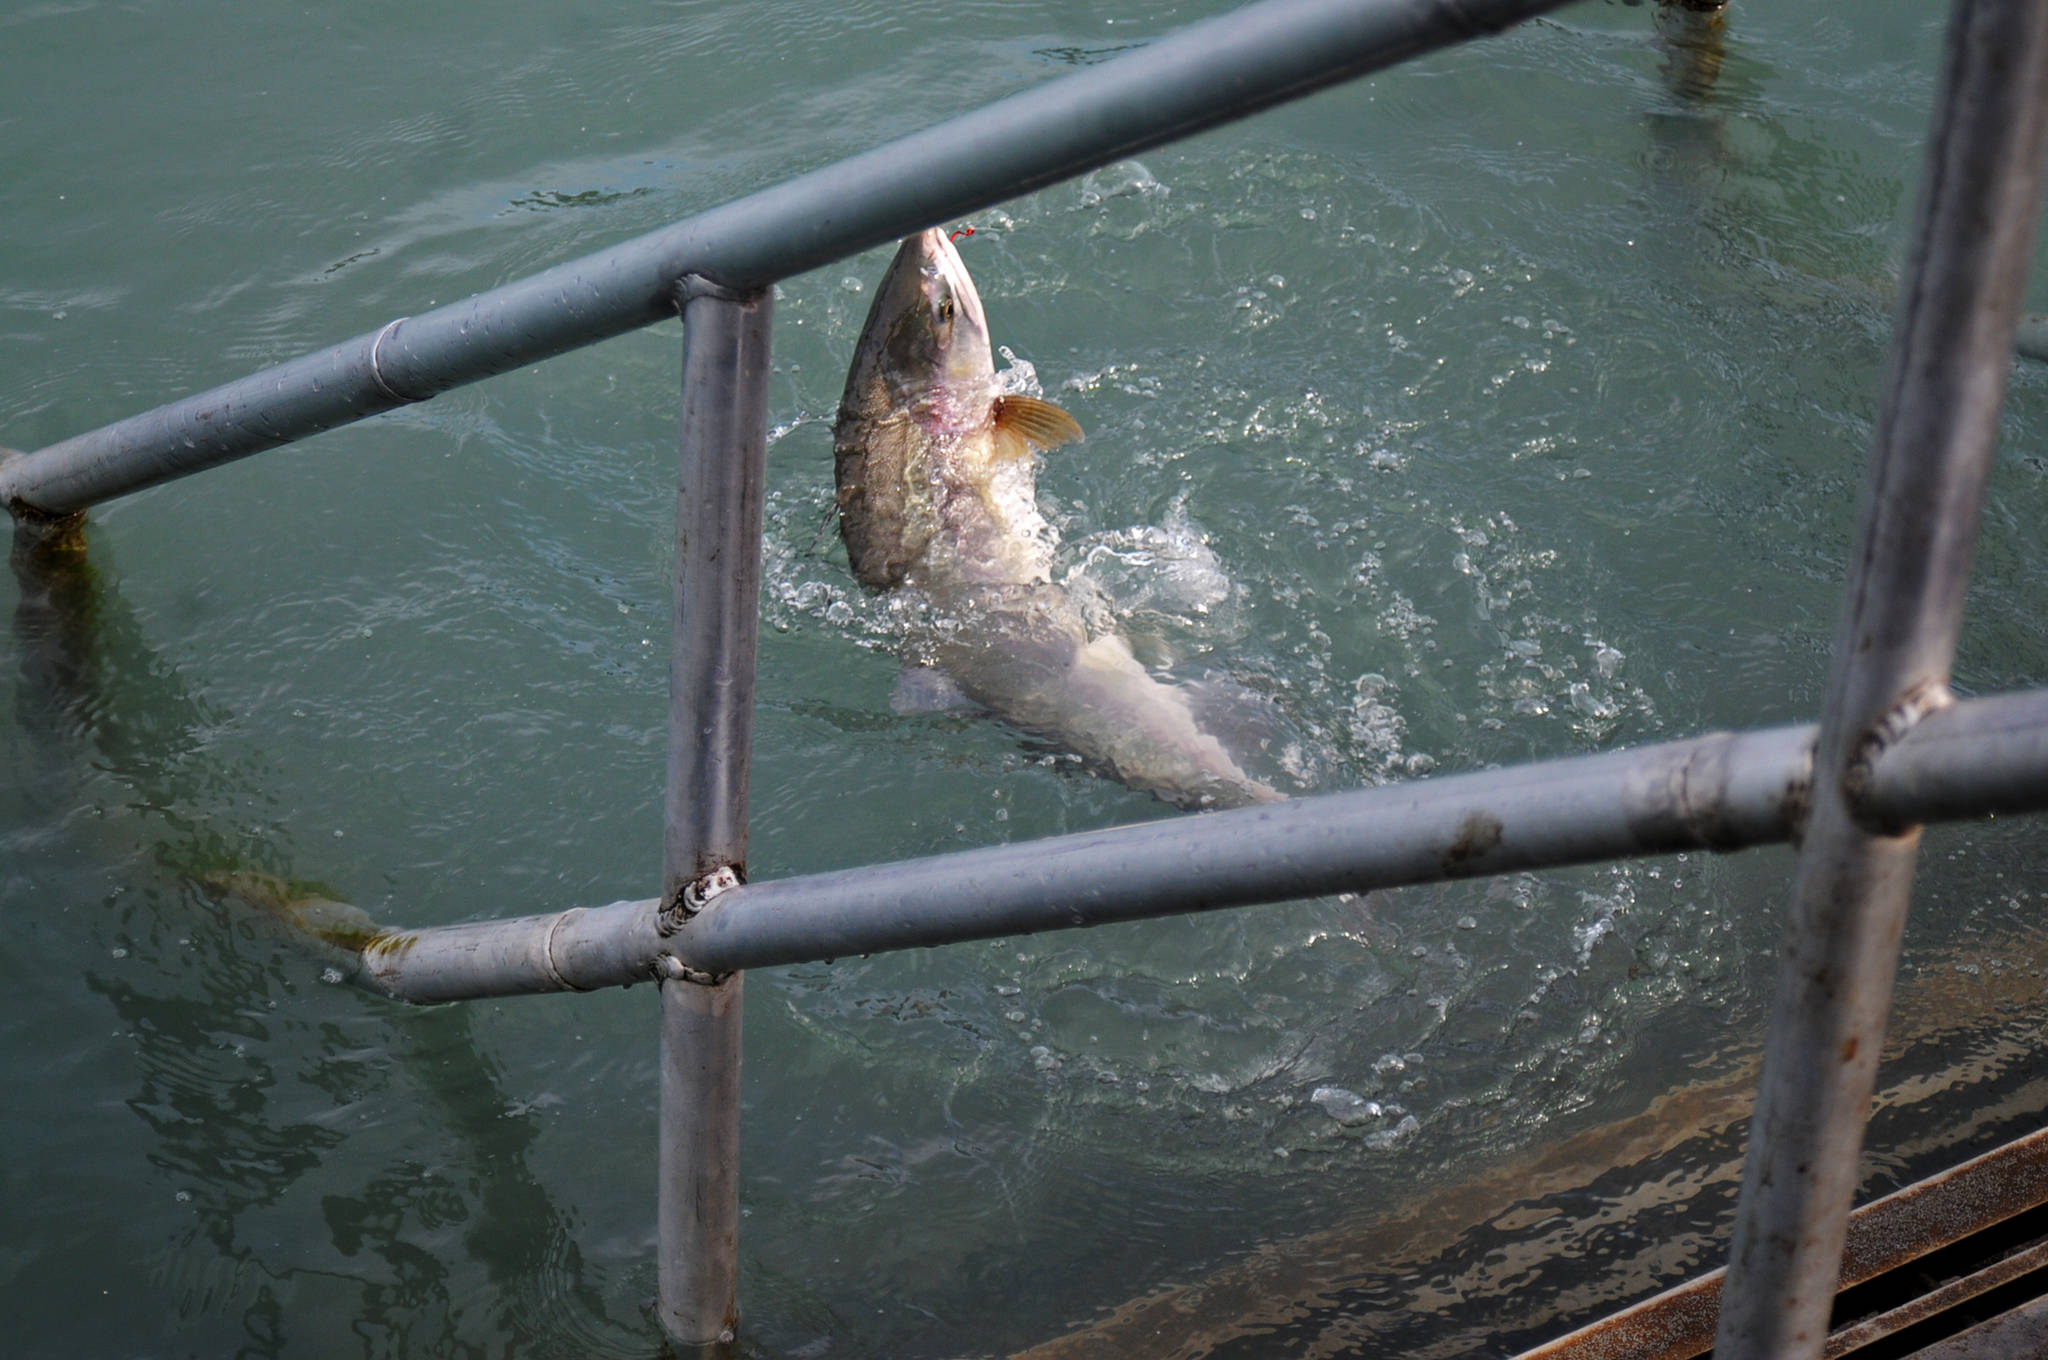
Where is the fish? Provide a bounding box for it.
[833,229,1281,809]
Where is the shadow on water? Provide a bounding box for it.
[9,516,653,1357]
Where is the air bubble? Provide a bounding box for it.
[1311,1086,1383,1125]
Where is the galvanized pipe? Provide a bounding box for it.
[670,721,1810,975]
[354,896,660,1003]
[0,0,1567,518]
[662,281,772,909]
[344,686,2048,1005]
[1857,687,2048,830]
[654,282,771,1348]
[659,974,745,1350]
[347,720,1804,1001]
[1711,2,2048,1356]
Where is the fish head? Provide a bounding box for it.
[862,228,996,427]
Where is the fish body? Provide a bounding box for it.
[834,230,1279,809]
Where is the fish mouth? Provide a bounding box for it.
[907,226,956,273]
[908,227,989,337]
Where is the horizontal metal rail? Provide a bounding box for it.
[333,686,2048,1005]
[0,0,1566,519]
[1855,686,2048,828]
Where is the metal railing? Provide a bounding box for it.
[6,0,2048,1353]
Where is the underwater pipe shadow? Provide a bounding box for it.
[8,515,642,1352]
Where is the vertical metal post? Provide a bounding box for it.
[656,278,772,1349]
[1713,2,2048,1357]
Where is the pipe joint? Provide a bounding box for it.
[1845,679,1956,834]
[366,318,426,404]
[659,864,741,935]
[538,908,581,992]
[675,273,767,311]
[2,447,80,535]
[656,953,733,988]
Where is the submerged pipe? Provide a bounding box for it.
[1654,0,1730,102]
[1711,1,2048,1356]
[0,0,1567,519]
[341,688,2048,1006]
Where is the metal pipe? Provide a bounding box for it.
[1855,687,2048,832]
[670,721,1812,975]
[352,896,666,1003]
[662,281,772,909]
[654,281,771,1349]
[349,720,1806,1001]
[1711,2,2048,1356]
[659,971,745,1351]
[0,0,1566,518]
[344,685,2048,1005]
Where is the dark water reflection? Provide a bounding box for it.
[10,522,648,1358]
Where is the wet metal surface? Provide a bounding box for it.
[1826,1237,2048,1356]
[1513,1123,2048,1360]
[1913,1291,2048,1359]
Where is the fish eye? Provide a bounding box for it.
[938,296,955,323]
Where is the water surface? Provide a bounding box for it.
[4,1,2047,1356]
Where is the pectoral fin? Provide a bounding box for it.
[991,394,1084,463]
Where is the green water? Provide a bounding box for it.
[5,1,2047,1356]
